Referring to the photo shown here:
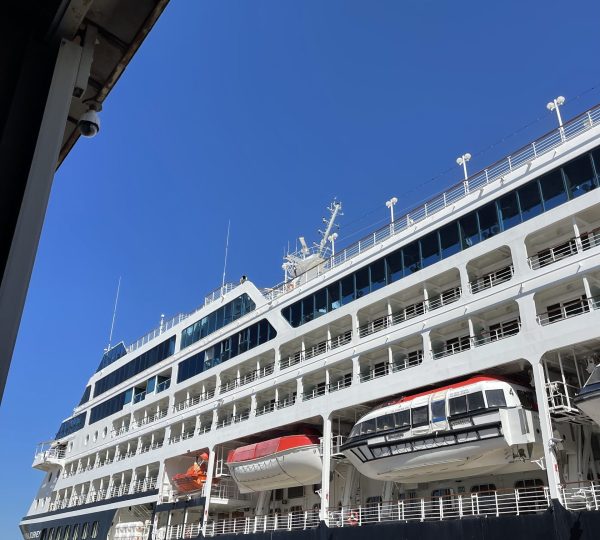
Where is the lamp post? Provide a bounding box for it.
[456,153,472,180]
[385,197,398,223]
[328,232,338,256]
[546,96,566,127]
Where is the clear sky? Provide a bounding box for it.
[2,0,600,536]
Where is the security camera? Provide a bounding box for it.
[78,105,100,138]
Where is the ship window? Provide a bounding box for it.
[394,410,411,429]
[273,488,284,501]
[91,521,99,538]
[498,192,521,231]
[477,202,500,240]
[349,424,361,437]
[485,389,507,408]
[517,181,543,221]
[539,169,568,210]
[341,275,355,306]
[370,258,387,291]
[386,250,403,283]
[467,391,485,411]
[411,405,429,427]
[287,486,305,498]
[471,483,497,494]
[515,479,544,491]
[363,419,377,434]
[449,395,467,416]
[564,154,597,199]
[402,242,421,275]
[290,303,302,327]
[517,390,536,410]
[440,222,460,258]
[420,232,441,268]
[81,523,88,539]
[314,289,327,319]
[301,296,314,323]
[327,282,341,311]
[431,400,446,422]
[377,413,395,431]
[355,266,370,298]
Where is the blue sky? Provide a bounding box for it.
[2,0,600,536]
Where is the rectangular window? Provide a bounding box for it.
[290,302,302,327]
[327,282,341,311]
[402,242,421,275]
[301,296,314,324]
[420,232,440,268]
[431,400,446,422]
[370,258,387,292]
[477,202,500,240]
[341,275,355,306]
[314,289,327,319]
[467,391,485,411]
[363,419,377,434]
[411,405,429,427]
[287,486,305,499]
[539,169,568,210]
[386,250,403,283]
[377,413,395,431]
[459,212,479,249]
[485,389,507,408]
[449,395,467,416]
[440,222,460,258]
[394,409,411,429]
[355,267,370,298]
[517,181,543,221]
[498,192,521,230]
[563,154,597,199]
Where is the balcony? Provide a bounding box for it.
[469,264,514,294]
[173,389,215,413]
[32,442,66,470]
[536,296,598,326]
[280,330,352,370]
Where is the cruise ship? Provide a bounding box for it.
[20,102,600,540]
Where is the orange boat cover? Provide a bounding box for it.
[172,462,207,493]
[226,434,320,464]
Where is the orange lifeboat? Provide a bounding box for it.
[172,453,210,493]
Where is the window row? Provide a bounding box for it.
[39,521,99,540]
[177,319,276,384]
[181,293,256,350]
[283,148,600,327]
[55,412,87,439]
[93,336,175,398]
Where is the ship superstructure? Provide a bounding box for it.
[20,104,600,540]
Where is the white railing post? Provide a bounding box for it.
[421,498,425,522]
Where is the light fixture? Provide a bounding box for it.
[456,153,472,180]
[385,197,398,223]
[328,232,338,256]
[546,96,566,127]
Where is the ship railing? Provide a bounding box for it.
[132,408,169,429]
[559,481,600,511]
[216,416,234,429]
[359,287,461,339]
[469,264,514,294]
[432,338,472,359]
[255,395,296,416]
[302,385,327,402]
[233,410,251,424]
[165,523,201,540]
[169,430,195,444]
[219,379,239,394]
[280,330,352,370]
[173,390,215,413]
[328,377,352,393]
[204,510,321,537]
[128,312,189,354]
[197,424,212,434]
[204,282,238,306]
[360,363,390,382]
[545,380,582,413]
[138,440,164,455]
[209,479,250,500]
[536,295,599,326]
[156,379,171,393]
[471,319,521,347]
[255,402,276,416]
[133,391,147,404]
[261,104,600,305]
[528,227,600,270]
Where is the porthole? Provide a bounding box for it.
[93,431,98,443]
[84,435,89,446]
[102,427,107,439]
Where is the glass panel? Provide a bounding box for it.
[386,250,403,283]
[377,413,395,431]
[420,232,440,268]
[146,377,156,394]
[449,395,467,415]
[539,169,568,210]
[340,275,355,306]
[431,400,446,421]
[402,242,421,275]
[394,409,411,429]
[370,258,387,291]
[467,391,485,411]
[486,389,507,408]
[477,202,500,240]
[498,192,521,230]
[440,222,460,258]
[459,212,479,248]
[355,267,370,299]
[314,289,327,319]
[290,302,302,327]
[363,419,377,434]
[517,181,542,221]
[563,154,597,199]
[411,405,429,426]
[327,282,341,311]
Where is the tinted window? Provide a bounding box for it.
[327,282,341,311]
[386,250,403,283]
[355,267,370,298]
[290,302,302,327]
[563,154,597,199]
[314,289,327,320]
[486,389,507,408]
[394,409,411,429]
[363,419,376,434]
[440,222,460,258]
[498,192,521,230]
[370,258,387,291]
[539,170,567,210]
[403,242,421,275]
[459,212,479,248]
[449,395,467,415]
[477,203,499,240]
[517,181,542,221]
[420,232,440,268]
[288,485,304,498]
[411,405,429,426]
[431,400,446,421]
[467,391,485,411]
[341,275,355,305]
[301,296,314,323]
[377,413,395,431]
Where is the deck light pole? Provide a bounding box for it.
[328,232,338,256]
[547,96,566,127]
[385,197,398,223]
[456,153,472,180]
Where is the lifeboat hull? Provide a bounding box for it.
[227,435,322,493]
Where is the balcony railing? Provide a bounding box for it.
[528,228,600,270]
[359,287,461,339]
[173,389,215,413]
[536,296,599,326]
[302,385,327,402]
[469,265,514,294]
[434,321,520,359]
[280,331,352,370]
[560,481,600,511]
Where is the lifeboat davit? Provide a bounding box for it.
[574,364,600,426]
[172,453,209,493]
[227,435,322,493]
[341,376,543,483]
